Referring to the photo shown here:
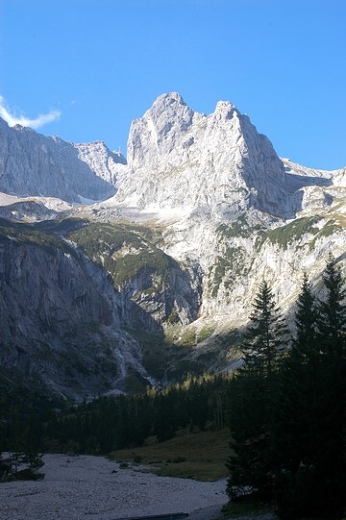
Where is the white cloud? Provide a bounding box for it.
[0,95,61,129]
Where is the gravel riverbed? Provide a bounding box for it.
[0,454,228,520]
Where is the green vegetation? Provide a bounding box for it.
[253,216,344,253]
[161,322,216,351]
[0,218,76,256]
[112,428,230,481]
[218,221,248,239]
[68,221,174,288]
[253,215,344,254]
[211,217,261,297]
[0,380,54,482]
[211,246,247,297]
[106,250,170,287]
[217,215,259,239]
[68,221,161,257]
[12,373,230,458]
[308,219,342,249]
[176,327,197,347]
[197,322,216,343]
[257,216,320,250]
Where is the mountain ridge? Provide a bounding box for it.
[0,92,346,398]
[0,117,126,203]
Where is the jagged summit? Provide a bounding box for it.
[214,99,236,116]
[115,92,298,218]
[127,92,203,168]
[155,91,187,105]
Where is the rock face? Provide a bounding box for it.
[0,117,126,202]
[0,222,153,399]
[116,92,313,219]
[1,92,346,398]
[104,93,346,325]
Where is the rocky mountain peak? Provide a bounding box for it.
[213,100,236,118]
[127,92,203,169]
[155,91,186,106]
[116,93,297,218]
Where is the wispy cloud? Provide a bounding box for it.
[0,95,61,129]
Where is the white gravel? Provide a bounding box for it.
[0,454,228,520]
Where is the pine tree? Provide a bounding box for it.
[317,254,346,356]
[274,265,346,519]
[240,280,288,377]
[314,256,346,517]
[293,272,319,357]
[273,273,322,518]
[227,281,288,501]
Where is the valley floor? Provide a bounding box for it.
[0,454,228,520]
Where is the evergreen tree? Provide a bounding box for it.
[273,274,322,518]
[274,265,346,519]
[314,256,346,518]
[317,254,346,356]
[227,281,287,501]
[240,280,288,377]
[293,272,319,357]
[153,392,177,442]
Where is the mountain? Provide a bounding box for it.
[117,92,298,218]
[0,117,126,203]
[0,92,346,399]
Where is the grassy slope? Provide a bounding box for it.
[111,428,277,518]
[111,428,231,482]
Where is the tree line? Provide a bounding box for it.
[1,370,231,457]
[42,372,230,454]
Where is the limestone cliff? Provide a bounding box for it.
[0,117,125,203]
[0,220,150,398]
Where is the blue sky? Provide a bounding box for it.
[0,0,345,170]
